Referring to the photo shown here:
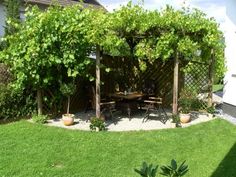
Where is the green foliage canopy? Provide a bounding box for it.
[100,3,225,77]
[1,5,99,91]
[0,2,225,93]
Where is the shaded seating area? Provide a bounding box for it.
[83,81,169,123]
[80,50,214,125]
[97,56,174,122]
[71,52,215,126]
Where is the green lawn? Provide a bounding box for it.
[0,119,236,177]
[213,84,223,92]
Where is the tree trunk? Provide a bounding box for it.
[96,45,101,118]
[173,53,179,114]
[67,96,70,114]
[37,89,43,115]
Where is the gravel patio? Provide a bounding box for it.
[46,110,215,131]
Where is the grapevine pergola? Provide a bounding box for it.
[0,3,225,117]
[94,4,225,117]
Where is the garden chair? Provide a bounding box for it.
[100,100,116,120]
[138,79,156,111]
[84,85,116,120]
[143,97,168,123]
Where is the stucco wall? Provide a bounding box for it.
[0,3,5,37]
[223,0,236,106]
[0,2,46,37]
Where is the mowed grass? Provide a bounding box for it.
[213,84,223,92]
[0,119,236,177]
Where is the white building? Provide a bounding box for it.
[223,0,236,117]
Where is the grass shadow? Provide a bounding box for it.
[0,117,30,125]
[211,142,236,177]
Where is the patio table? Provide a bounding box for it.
[109,92,145,118]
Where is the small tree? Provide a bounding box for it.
[0,5,96,115]
[60,82,76,114]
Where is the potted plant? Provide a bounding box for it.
[178,89,192,123]
[60,82,76,126]
[179,100,191,123]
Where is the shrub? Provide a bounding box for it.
[32,114,48,124]
[89,117,106,131]
[134,160,188,177]
[160,159,188,177]
[0,84,36,120]
[134,162,158,177]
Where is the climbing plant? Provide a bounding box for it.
[0,2,225,115]
[99,3,225,78]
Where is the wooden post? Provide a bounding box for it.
[96,45,101,118]
[208,49,214,107]
[172,53,179,114]
[37,89,43,115]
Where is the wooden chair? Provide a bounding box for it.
[143,97,168,123]
[138,79,156,111]
[100,100,116,120]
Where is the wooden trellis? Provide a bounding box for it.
[179,61,211,111]
[0,63,12,85]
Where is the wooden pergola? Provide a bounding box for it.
[95,47,215,118]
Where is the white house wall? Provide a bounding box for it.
[0,3,25,37]
[0,2,45,37]
[223,0,236,107]
[0,3,5,36]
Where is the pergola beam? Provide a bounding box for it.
[208,49,215,107]
[96,45,101,118]
[37,89,43,115]
[172,52,179,114]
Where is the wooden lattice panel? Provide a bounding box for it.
[0,63,12,85]
[180,61,210,110]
